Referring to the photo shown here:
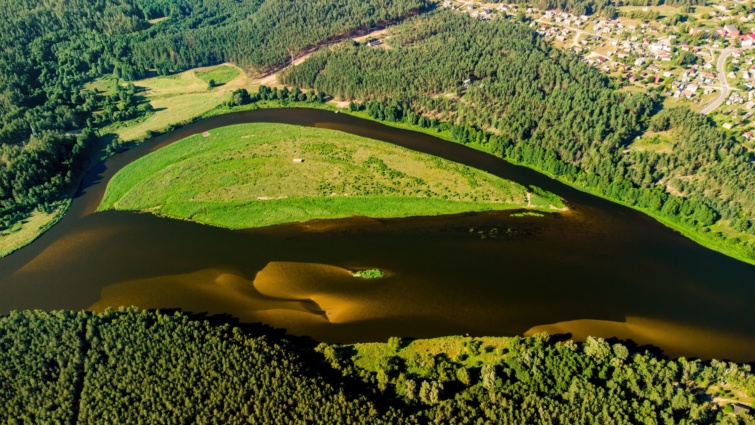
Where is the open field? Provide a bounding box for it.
[99,123,557,229]
[196,66,240,86]
[101,64,251,142]
[629,130,674,153]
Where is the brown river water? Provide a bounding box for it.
[1,108,754,361]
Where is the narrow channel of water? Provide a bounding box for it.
[1,108,753,361]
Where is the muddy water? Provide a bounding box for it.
[1,108,754,361]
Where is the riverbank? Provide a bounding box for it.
[98,123,554,229]
[0,199,70,258]
[203,100,755,266]
[4,93,753,266]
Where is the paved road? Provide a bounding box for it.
[701,48,735,115]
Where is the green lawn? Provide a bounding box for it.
[196,65,240,86]
[99,123,559,229]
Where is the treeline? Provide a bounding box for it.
[619,0,705,6]
[0,131,95,230]
[1,309,753,423]
[228,86,328,106]
[0,0,427,235]
[530,0,616,17]
[280,11,755,261]
[326,334,755,423]
[484,0,615,17]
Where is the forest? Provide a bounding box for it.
[280,11,755,262]
[0,0,428,234]
[0,309,753,424]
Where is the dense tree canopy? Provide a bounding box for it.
[1,309,753,424]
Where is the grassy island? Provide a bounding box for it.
[99,123,560,229]
[351,269,384,279]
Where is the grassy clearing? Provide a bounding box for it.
[0,200,70,257]
[630,131,674,153]
[100,64,248,142]
[196,65,240,86]
[84,74,118,96]
[347,336,512,374]
[99,123,552,229]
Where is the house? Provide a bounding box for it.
[723,122,734,129]
[689,27,708,35]
[367,39,382,47]
[743,132,754,139]
[293,158,304,163]
[719,25,741,38]
[741,33,755,47]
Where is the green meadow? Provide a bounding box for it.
[99,123,559,229]
[196,65,240,86]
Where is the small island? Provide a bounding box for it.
[99,123,562,229]
[351,269,384,279]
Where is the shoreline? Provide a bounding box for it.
[3,99,754,267]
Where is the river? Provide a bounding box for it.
[1,108,753,361]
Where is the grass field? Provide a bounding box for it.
[196,65,240,86]
[99,123,558,229]
[100,64,249,142]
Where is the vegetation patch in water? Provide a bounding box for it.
[99,123,562,229]
[351,269,384,279]
[510,212,545,218]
